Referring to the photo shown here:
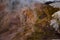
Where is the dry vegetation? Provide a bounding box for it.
[0,2,60,40]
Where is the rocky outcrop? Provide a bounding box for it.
[0,0,59,40]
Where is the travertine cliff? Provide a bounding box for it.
[0,0,59,40]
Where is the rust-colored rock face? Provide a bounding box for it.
[0,1,59,40]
